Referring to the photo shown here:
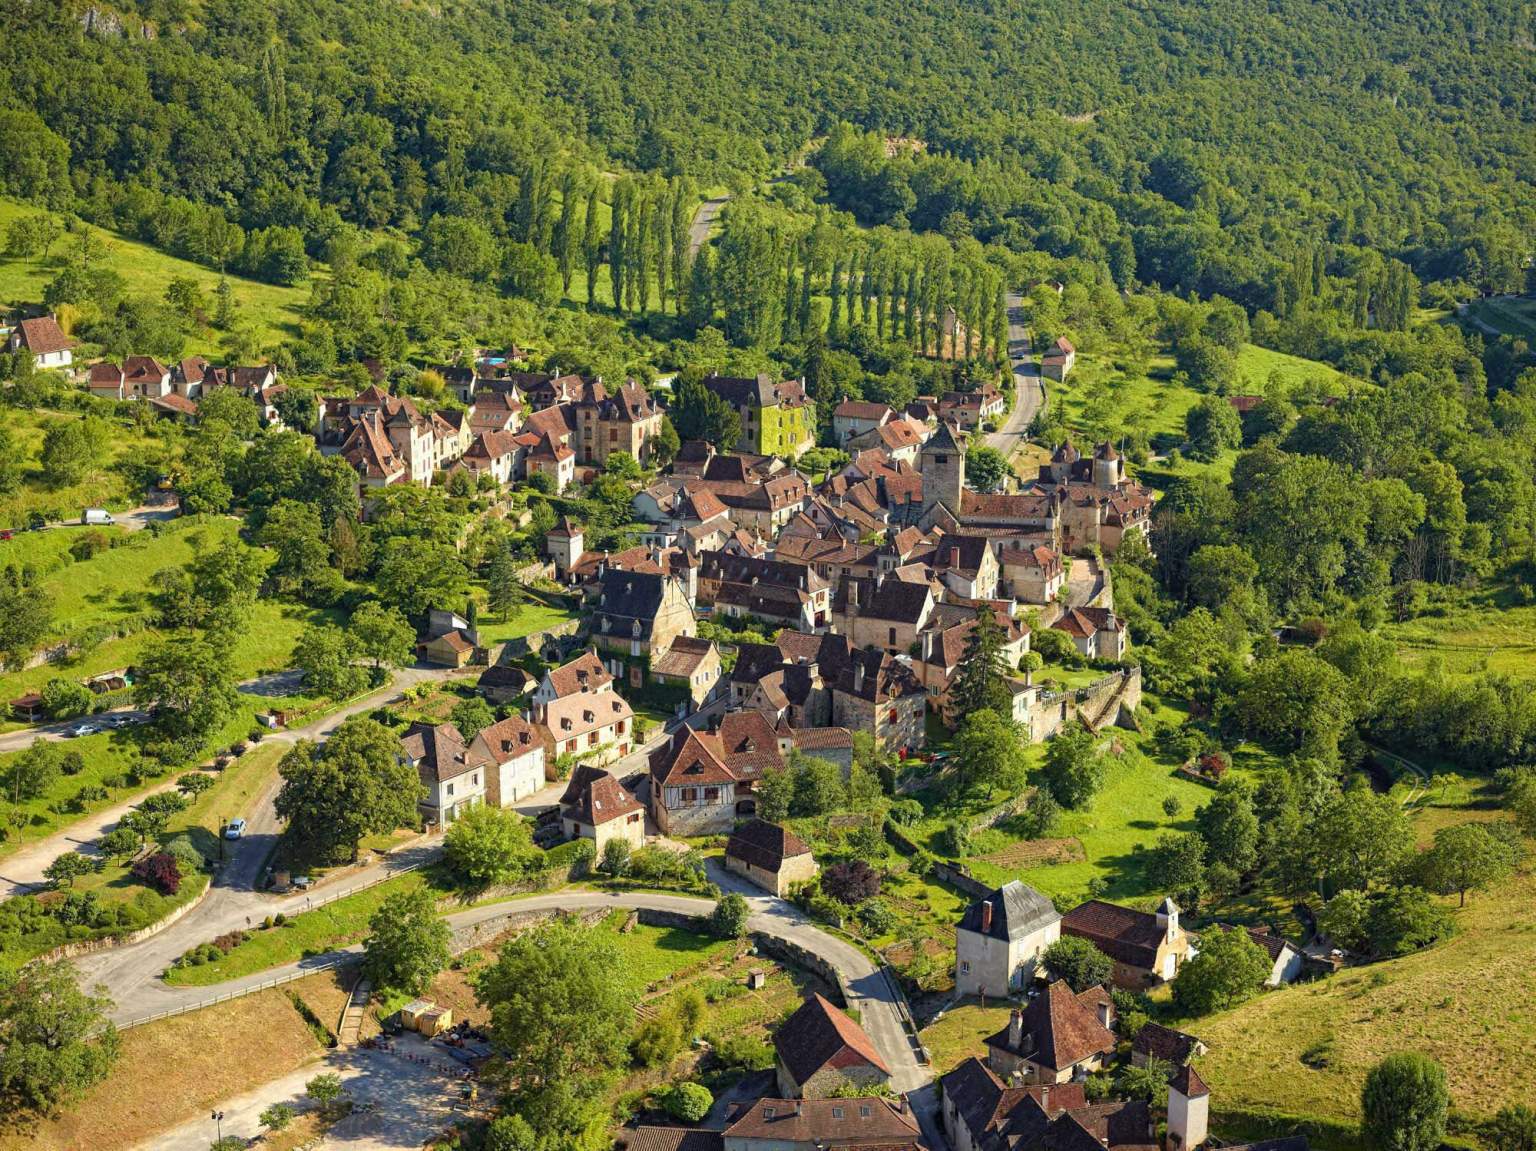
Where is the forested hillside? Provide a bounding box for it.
[1,0,1531,303]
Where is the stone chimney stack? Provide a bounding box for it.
[852,660,866,695]
[1007,1008,1023,1051]
[980,899,993,934]
[1097,998,1114,1030]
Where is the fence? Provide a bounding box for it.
[110,858,430,1032]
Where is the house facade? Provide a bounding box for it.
[954,881,1062,998]
[1061,897,1193,986]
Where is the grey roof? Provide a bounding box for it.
[959,880,1061,943]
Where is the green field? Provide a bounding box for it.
[0,516,319,712]
[1047,352,1194,444]
[1382,596,1536,679]
[1199,839,1536,1130]
[472,601,581,646]
[0,408,169,528]
[1233,343,1347,394]
[0,197,312,349]
[1466,295,1536,341]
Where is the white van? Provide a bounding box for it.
[82,508,115,526]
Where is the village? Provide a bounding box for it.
[0,312,1357,1151]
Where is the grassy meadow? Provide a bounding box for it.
[0,196,311,348]
[1466,295,1536,341]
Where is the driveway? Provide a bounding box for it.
[985,290,1045,464]
[0,708,151,756]
[688,196,729,255]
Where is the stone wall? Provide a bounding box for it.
[447,906,610,955]
[37,875,214,963]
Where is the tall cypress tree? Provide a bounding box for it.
[652,184,671,310]
[582,184,602,305]
[608,180,628,313]
[903,266,917,344]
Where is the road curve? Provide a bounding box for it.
[105,886,931,1095]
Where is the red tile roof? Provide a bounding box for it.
[773,993,889,1087]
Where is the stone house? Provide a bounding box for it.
[8,315,74,369]
[531,651,613,712]
[831,399,894,445]
[1041,337,1076,381]
[829,647,927,754]
[722,1097,920,1151]
[846,416,925,465]
[648,710,784,835]
[423,629,476,668]
[399,722,483,830]
[1061,897,1192,986]
[534,688,634,768]
[648,635,721,708]
[704,373,816,458]
[723,818,818,896]
[937,384,1006,430]
[1052,607,1127,661]
[940,1061,1156,1151]
[558,766,645,856]
[588,568,697,686]
[954,881,1061,998]
[698,552,831,633]
[523,431,576,492]
[983,981,1116,1085]
[87,356,171,400]
[916,604,1032,725]
[830,573,935,655]
[772,993,890,1099]
[467,716,546,805]
[456,429,520,486]
[999,541,1066,604]
[927,535,1001,602]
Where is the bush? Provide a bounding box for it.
[709,893,750,939]
[130,852,181,895]
[821,860,881,905]
[936,820,970,858]
[661,1081,713,1123]
[711,1031,775,1071]
[888,798,923,826]
[601,837,632,877]
[1162,795,1183,817]
[856,898,896,936]
[163,834,207,875]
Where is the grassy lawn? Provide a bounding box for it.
[0,699,265,864]
[1234,343,1346,394]
[918,998,1013,1070]
[1467,295,1536,341]
[0,981,332,1151]
[470,597,580,646]
[0,408,171,528]
[0,195,312,347]
[1047,352,1195,445]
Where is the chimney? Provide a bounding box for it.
[848,580,860,610]
[853,661,866,695]
[1097,999,1114,1030]
[1039,1085,1049,1113]
[1007,1008,1023,1051]
[980,900,993,934]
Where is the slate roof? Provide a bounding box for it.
[650,636,716,679]
[562,769,642,826]
[1132,1021,1204,1066]
[592,569,674,635]
[399,722,478,786]
[959,881,1061,943]
[725,819,812,874]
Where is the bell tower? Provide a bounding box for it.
[920,421,966,518]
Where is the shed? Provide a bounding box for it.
[9,692,45,722]
[400,999,438,1031]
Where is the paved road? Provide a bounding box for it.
[72,668,471,1011]
[688,195,729,255]
[0,708,150,755]
[985,290,1045,463]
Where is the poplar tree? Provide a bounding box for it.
[583,184,602,304]
[827,256,844,340]
[554,169,579,298]
[609,179,629,312]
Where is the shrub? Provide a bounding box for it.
[711,1033,775,1072]
[130,852,181,895]
[709,893,750,939]
[1043,936,1115,992]
[821,860,881,905]
[936,820,970,858]
[662,1082,713,1123]
[1162,795,1183,817]
[888,798,923,826]
[856,898,896,936]
[601,837,632,877]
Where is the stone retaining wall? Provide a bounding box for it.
[36,874,214,963]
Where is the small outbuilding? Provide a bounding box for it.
[724,819,818,897]
[9,693,45,723]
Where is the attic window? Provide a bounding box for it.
[860,1105,872,1118]
[764,1108,775,1119]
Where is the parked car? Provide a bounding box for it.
[224,819,247,840]
[67,724,94,738]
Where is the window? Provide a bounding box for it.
[446,783,454,796]
[889,627,897,645]
[472,774,479,785]
[832,1107,844,1120]
[682,788,697,801]
[628,812,640,823]
[704,787,720,801]
[961,960,971,973]
[588,732,598,746]
[860,1106,872,1118]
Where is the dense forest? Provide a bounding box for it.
[2,0,1532,300]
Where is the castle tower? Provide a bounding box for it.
[1155,896,1180,941]
[920,421,966,519]
[1092,442,1123,489]
[1166,1064,1210,1150]
[546,516,584,577]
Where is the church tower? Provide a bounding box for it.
[920,421,966,519]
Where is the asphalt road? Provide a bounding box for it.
[0,708,150,755]
[985,290,1045,463]
[689,195,729,255]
